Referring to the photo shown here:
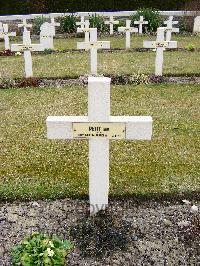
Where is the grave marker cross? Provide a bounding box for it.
[11,31,44,78]
[50,17,60,36]
[164,16,179,41]
[118,20,138,49]
[77,28,110,74]
[46,77,153,215]
[77,20,90,43]
[76,16,86,29]
[18,18,32,32]
[134,16,148,34]
[40,22,55,49]
[143,27,177,76]
[0,24,16,50]
[105,16,119,35]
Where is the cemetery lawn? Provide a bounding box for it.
[1,50,200,78]
[0,83,199,201]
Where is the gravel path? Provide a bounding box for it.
[0,198,199,265]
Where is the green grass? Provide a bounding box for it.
[0,84,199,200]
[0,50,200,78]
[1,34,200,51]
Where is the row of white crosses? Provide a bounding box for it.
[46,76,152,215]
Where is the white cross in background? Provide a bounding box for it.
[0,22,3,33]
[18,18,32,32]
[50,17,60,36]
[76,16,86,29]
[105,16,119,35]
[0,24,16,50]
[134,16,148,34]
[143,27,177,76]
[40,22,55,49]
[77,28,110,75]
[164,16,179,41]
[118,20,138,49]
[46,77,153,215]
[11,31,44,78]
[77,20,90,43]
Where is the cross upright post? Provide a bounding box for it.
[76,16,85,29]
[105,16,119,35]
[164,16,179,41]
[77,28,110,75]
[143,27,177,76]
[77,20,90,43]
[134,16,148,34]
[11,31,44,78]
[0,22,3,33]
[46,77,153,215]
[0,24,16,50]
[18,18,32,32]
[50,17,60,36]
[118,20,138,49]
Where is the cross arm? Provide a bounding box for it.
[46,116,152,140]
[143,40,177,48]
[77,41,110,50]
[11,43,44,52]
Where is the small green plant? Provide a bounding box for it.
[33,16,49,35]
[59,15,77,33]
[131,8,162,33]
[89,14,106,32]
[12,233,73,266]
[185,43,196,51]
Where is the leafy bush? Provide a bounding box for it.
[33,16,49,35]
[12,233,73,266]
[59,15,77,33]
[131,8,162,33]
[89,14,106,32]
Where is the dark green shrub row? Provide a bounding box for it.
[0,0,191,15]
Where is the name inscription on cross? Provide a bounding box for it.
[134,16,148,34]
[11,31,44,78]
[118,20,138,49]
[18,18,32,32]
[105,16,119,35]
[0,24,16,50]
[143,27,177,76]
[77,28,110,74]
[46,77,153,215]
[164,16,179,41]
[77,20,90,43]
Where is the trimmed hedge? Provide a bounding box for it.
[0,0,191,15]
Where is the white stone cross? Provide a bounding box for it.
[0,22,3,33]
[134,16,148,34]
[11,31,44,78]
[18,18,32,32]
[0,24,16,50]
[105,16,119,35]
[40,22,55,49]
[50,17,60,36]
[46,77,152,215]
[118,20,138,49]
[77,20,90,43]
[76,16,85,29]
[77,28,110,75]
[193,16,200,33]
[164,16,179,41]
[143,27,177,76]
